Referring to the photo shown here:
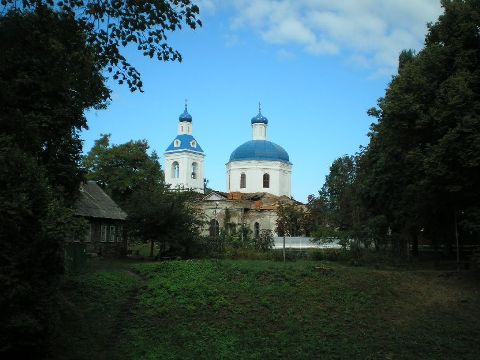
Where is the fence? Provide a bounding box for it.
[273,237,342,250]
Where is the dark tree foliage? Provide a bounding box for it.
[337,0,480,256]
[318,155,359,231]
[0,8,109,200]
[275,202,311,237]
[0,137,81,358]
[127,188,203,257]
[1,0,202,91]
[0,10,109,358]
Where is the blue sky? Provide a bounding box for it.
[83,0,443,202]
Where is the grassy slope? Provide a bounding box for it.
[51,260,480,360]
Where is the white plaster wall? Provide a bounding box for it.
[226,160,292,197]
[252,123,267,140]
[200,200,280,237]
[165,152,205,193]
[178,121,192,135]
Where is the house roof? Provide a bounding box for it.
[75,181,127,220]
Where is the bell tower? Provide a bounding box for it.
[164,102,205,193]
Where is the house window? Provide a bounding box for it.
[172,161,180,178]
[209,219,219,237]
[101,225,107,242]
[191,162,198,179]
[263,173,270,188]
[84,223,92,242]
[240,173,246,188]
[109,225,116,242]
[117,226,123,242]
[254,222,260,238]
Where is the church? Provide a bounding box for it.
[164,103,301,237]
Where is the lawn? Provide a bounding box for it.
[49,259,480,360]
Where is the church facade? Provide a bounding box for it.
[226,106,292,197]
[164,104,205,193]
[164,104,299,237]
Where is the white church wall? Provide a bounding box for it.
[226,160,292,197]
[165,152,204,192]
[178,121,192,135]
[200,199,280,237]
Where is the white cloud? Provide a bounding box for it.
[276,48,296,60]
[211,0,443,76]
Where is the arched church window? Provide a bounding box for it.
[191,162,198,179]
[240,173,246,188]
[174,139,181,147]
[190,140,196,148]
[209,219,219,237]
[172,161,179,178]
[254,222,260,238]
[263,173,270,188]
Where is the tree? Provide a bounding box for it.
[0,10,108,357]
[318,155,358,231]
[0,137,83,358]
[127,188,203,257]
[2,0,202,92]
[82,134,163,206]
[83,135,202,257]
[0,8,109,200]
[275,202,310,238]
[357,0,480,257]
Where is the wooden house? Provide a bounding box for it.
[74,181,128,257]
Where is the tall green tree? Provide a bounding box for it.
[0,8,109,200]
[0,138,82,358]
[0,10,107,357]
[358,0,480,256]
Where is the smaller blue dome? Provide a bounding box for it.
[251,110,268,124]
[179,105,192,122]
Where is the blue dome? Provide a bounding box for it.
[251,111,268,124]
[229,140,290,163]
[179,105,192,122]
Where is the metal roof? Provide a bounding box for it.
[165,134,204,154]
[229,140,290,163]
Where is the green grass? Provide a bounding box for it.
[50,259,480,360]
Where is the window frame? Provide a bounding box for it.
[109,225,116,242]
[100,224,107,242]
[240,173,246,189]
[172,161,180,178]
[263,173,270,188]
[254,222,260,238]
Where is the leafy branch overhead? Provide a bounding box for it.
[1,0,202,92]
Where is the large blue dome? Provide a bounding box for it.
[229,140,290,163]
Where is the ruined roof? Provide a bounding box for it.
[201,190,303,211]
[75,181,127,220]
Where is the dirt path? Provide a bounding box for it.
[99,270,147,360]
